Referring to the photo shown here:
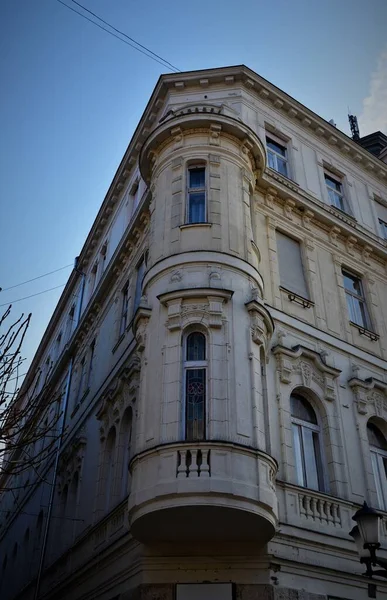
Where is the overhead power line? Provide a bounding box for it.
[0,284,66,308]
[70,0,180,73]
[1,264,73,293]
[55,0,181,73]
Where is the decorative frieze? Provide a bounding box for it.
[159,288,233,331]
[349,376,387,416]
[272,344,341,401]
[96,354,141,441]
[245,298,274,353]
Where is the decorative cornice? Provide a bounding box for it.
[158,287,233,331]
[349,376,387,416]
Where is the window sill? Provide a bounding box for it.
[180,222,212,230]
[349,321,379,342]
[70,388,90,418]
[280,287,314,309]
[328,205,357,223]
[267,168,299,190]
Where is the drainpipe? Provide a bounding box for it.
[33,258,86,600]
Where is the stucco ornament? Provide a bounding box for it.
[159,288,233,331]
[245,296,274,355]
[349,376,387,416]
[58,432,87,491]
[272,344,341,401]
[96,355,140,441]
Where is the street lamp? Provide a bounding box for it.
[350,502,387,578]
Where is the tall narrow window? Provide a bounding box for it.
[291,393,324,491]
[187,166,206,224]
[375,198,387,239]
[266,137,288,177]
[342,270,371,329]
[367,423,387,510]
[90,262,98,295]
[65,304,75,343]
[133,258,145,315]
[120,407,133,497]
[105,427,116,512]
[54,332,62,361]
[325,173,345,211]
[86,340,95,389]
[276,231,309,299]
[75,358,86,404]
[184,332,207,441]
[99,242,108,277]
[120,282,130,335]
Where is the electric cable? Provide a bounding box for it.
[70,0,180,72]
[55,0,180,72]
[0,284,66,308]
[1,264,72,293]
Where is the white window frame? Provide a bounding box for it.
[291,397,325,492]
[342,269,371,330]
[368,424,387,511]
[186,165,207,224]
[182,331,208,441]
[119,281,130,336]
[266,136,289,177]
[379,218,387,240]
[324,172,345,212]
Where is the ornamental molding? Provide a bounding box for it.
[96,354,140,441]
[158,287,233,331]
[245,298,274,355]
[133,301,152,352]
[58,432,87,491]
[272,344,341,401]
[348,377,387,416]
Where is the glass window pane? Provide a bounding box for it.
[267,139,286,157]
[189,168,205,189]
[186,368,206,440]
[302,427,320,491]
[188,192,206,223]
[367,424,387,450]
[292,424,305,486]
[186,332,206,361]
[277,158,288,177]
[291,394,317,424]
[343,272,363,296]
[267,151,276,170]
[371,452,385,510]
[325,175,341,192]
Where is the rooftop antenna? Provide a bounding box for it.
[348,111,360,141]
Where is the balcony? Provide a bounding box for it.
[128,441,278,544]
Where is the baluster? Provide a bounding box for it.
[332,503,341,527]
[190,449,199,477]
[299,495,306,518]
[177,450,187,478]
[200,449,210,477]
[326,501,334,525]
[305,495,313,519]
[311,496,318,521]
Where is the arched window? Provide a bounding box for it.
[105,427,116,511]
[367,422,387,510]
[120,407,133,497]
[184,332,207,441]
[291,393,324,491]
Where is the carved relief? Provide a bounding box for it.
[348,377,387,416]
[58,433,87,492]
[272,345,341,401]
[96,355,140,441]
[245,298,274,355]
[159,288,232,331]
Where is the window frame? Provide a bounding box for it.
[119,281,130,336]
[75,357,86,405]
[290,393,325,492]
[324,172,346,212]
[186,165,207,224]
[266,136,289,178]
[367,423,387,511]
[342,269,371,330]
[276,230,309,300]
[133,257,145,316]
[182,331,208,441]
[379,218,387,240]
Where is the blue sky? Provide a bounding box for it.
[1,0,386,374]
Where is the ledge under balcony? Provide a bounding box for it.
[128,441,278,544]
